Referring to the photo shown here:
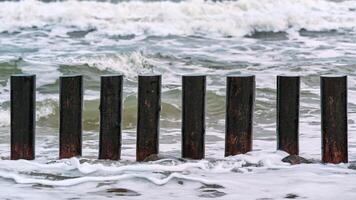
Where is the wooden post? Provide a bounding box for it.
[59,75,83,159]
[99,75,123,160]
[11,75,36,160]
[225,75,255,156]
[321,75,348,163]
[182,75,206,159]
[136,75,161,161]
[277,76,300,155]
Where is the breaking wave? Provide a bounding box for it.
[0,0,355,38]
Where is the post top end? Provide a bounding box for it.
[226,74,255,78]
[11,74,36,77]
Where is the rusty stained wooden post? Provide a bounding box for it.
[182,75,206,159]
[136,75,161,161]
[11,75,36,160]
[60,75,83,159]
[277,76,300,155]
[225,75,255,157]
[321,75,348,163]
[99,75,123,160]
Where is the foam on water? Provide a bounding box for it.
[0,150,355,199]
[0,0,355,37]
[56,51,156,79]
[1,0,356,199]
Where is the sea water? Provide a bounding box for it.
[0,0,356,199]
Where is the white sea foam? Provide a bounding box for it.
[0,110,10,127]
[0,152,355,199]
[57,51,156,79]
[0,151,302,186]
[0,0,356,199]
[0,0,355,37]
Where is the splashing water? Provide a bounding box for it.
[1,0,356,199]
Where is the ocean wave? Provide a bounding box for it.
[0,151,355,199]
[0,150,353,188]
[57,51,155,79]
[0,0,355,37]
[0,170,217,186]
[0,96,57,127]
[0,151,289,186]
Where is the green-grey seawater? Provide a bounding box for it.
[0,0,356,199]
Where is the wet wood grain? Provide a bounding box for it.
[136,75,161,161]
[321,76,348,163]
[11,75,36,160]
[99,75,123,160]
[277,76,300,155]
[225,75,255,156]
[60,75,83,159]
[182,75,206,159]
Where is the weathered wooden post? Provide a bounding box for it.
[277,76,300,155]
[99,75,123,160]
[11,75,36,160]
[321,75,348,163]
[59,75,83,159]
[136,75,161,161]
[182,75,206,159]
[225,75,255,156]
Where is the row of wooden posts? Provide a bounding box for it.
[10,74,347,164]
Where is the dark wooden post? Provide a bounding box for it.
[182,75,206,159]
[225,75,255,156]
[277,76,300,155]
[99,75,123,160]
[11,75,36,160]
[136,75,161,161]
[59,75,83,159]
[321,75,348,163]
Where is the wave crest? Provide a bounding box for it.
[0,0,355,37]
